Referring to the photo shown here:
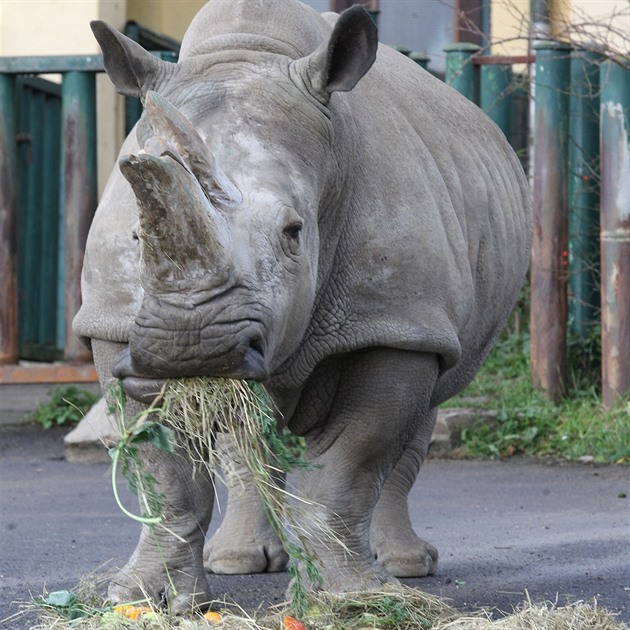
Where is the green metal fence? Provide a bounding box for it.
[16,76,63,361]
[1,34,627,403]
[0,24,178,366]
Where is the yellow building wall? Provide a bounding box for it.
[0,0,206,192]
[490,0,629,57]
[490,0,530,57]
[563,0,629,54]
[127,0,206,42]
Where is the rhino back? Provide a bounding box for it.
[289,44,532,404]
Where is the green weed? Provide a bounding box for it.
[451,332,630,463]
[31,385,98,429]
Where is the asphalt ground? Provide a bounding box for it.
[1,423,629,628]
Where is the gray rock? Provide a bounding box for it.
[64,397,119,463]
[429,408,498,457]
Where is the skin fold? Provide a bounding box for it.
[73,0,532,611]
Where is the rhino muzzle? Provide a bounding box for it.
[112,339,268,404]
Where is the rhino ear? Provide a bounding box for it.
[91,21,171,98]
[293,5,378,102]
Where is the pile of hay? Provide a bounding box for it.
[24,582,629,629]
[22,378,627,629]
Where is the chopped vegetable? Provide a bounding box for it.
[203,610,222,624]
[113,604,153,620]
[282,615,307,630]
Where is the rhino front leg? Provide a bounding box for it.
[89,341,213,611]
[295,349,439,592]
[109,441,214,613]
[204,433,288,574]
[370,410,439,577]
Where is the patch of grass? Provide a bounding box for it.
[31,385,98,429]
[450,333,630,463]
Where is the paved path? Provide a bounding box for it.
[1,424,628,628]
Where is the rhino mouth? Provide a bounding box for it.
[111,342,268,405]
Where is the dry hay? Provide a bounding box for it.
[18,378,628,629]
[21,582,629,629]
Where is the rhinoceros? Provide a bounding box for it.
[73,0,531,611]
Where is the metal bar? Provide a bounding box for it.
[530,41,572,403]
[0,362,98,384]
[41,92,63,352]
[0,74,18,364]
[124,20,181,53]
[444,42,481,104]
[480,64,512,140]
[568,49,601,337]
[600,58,630,408]
[409,52,431,71]
[0,55,104,74]
[61,71,97,363]
[474,55,535,65]
[22,87,43,351]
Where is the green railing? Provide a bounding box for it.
[1,38,627,403]
[0,44,177,367]
[0,55,102,365]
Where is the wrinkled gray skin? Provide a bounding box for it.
[73,0,531,611]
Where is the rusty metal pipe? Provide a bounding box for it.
[530,41,571,403]
[600,59,630,408]
[0,74,18,364]
[62,71,96,363]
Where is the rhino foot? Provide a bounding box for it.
[108,561,211,614]
[372,535,438,577]
[291,563,399,595]
[205,433,289,574]
[203,525,288,574]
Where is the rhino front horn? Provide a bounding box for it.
[119,152,233,293]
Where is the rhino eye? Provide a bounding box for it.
[132,230,139,242]
[283,222,302,240]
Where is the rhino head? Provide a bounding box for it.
[79,5,378,402]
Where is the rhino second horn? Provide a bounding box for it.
[119,152,233,293]
[142,91,242,207]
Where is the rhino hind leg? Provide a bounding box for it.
[203,433,289,574]
[295,348,439,592]
[370,411,439,577]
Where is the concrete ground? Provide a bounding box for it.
[0,407,629,628]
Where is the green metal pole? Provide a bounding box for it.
[444,43,481,104]
[568,49,601,337]
[530,41,572,403]
[480,64,513,140]
[390,45,411,57]
[0,74,18,364]
[61,71,97,362]
[600,58,630,408]
[409,52,430,71]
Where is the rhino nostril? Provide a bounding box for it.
[249,338,265,358]
[242,337,268,380]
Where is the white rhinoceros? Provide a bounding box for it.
[73,0,531,611]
